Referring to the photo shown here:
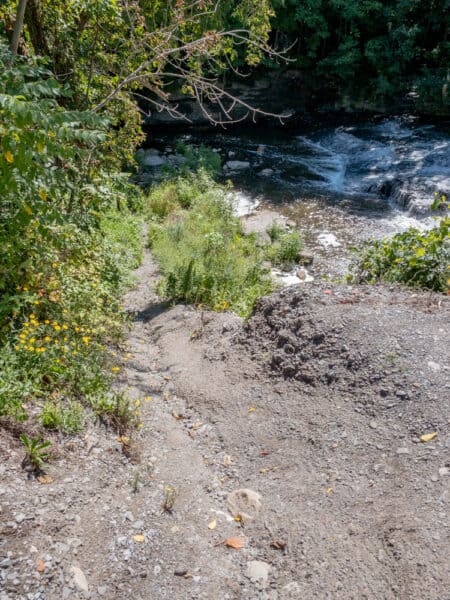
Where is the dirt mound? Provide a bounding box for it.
[239,282,449,418]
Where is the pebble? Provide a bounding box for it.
[438,467,449,477]
[71,566,89,593]
[369,420,378,429]
[97,586,107,596]
[431,474,439,482]
[245,561,270,585]
[15,513,26,524]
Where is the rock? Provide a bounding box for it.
[136,149,165,168]
[438,467,449,477]
[15,513,26,524]
[97,586,107,596]
[225,160,250,171]
[431,474,439,482]
[71,566,88,593]
[427,361,441,372]
[245,560,270,585]
[258,168,273,176]
[227,488,262,523]
[298,252,314,266]
[228,151,236,158]
[317,232,341,248]
[132,520,144,529]
[369,420,378,429]
[62,587,72,599]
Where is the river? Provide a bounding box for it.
[146,115,450,277]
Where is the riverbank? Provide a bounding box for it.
[1,224,449,598]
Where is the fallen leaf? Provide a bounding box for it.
[260,451,270,457]
[420,432,437,443]
[208,519,217,530]
[325,487,333,495]
[223,455,232,466]
[133,534,145,543]
[164,375,171,381]
[37,475,53,484]
[192,421,203,430]
[270,540,287,550]
[247,406,257,413]
[225,536,246,549]
[36,559,45,573]
[171,410,184,420]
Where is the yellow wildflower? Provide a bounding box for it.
[135,399,141,407]
[4,151,13,163]
[44,336,51,342]
[111,366,120,372]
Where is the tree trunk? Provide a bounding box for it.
[10,0,28,57]
[24,0,50,57]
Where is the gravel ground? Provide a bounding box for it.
[1,245,449,599]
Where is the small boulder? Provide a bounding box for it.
[225,160,250,171]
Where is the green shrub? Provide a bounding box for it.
[349,216,449,292]
[266,231,303,268]
[148,173,274,317]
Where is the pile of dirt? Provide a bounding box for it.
[238,282,449,421]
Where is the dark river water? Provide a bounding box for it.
[148,115,450,277]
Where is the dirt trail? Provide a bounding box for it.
[1,242,449,600]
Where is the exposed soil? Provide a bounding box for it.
[1,243,449,600]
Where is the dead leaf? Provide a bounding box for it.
[325,487,333,495]
[133,534,145,543]
[171,410,184,420]
[37,475,53,484]
[223,455,232,466]
[247,406,257,413]
[420,432,437,443]
[225,536,246,549]
[208,519,217,530]
[270,540,287,550]
[36,559,45,573]
[192,421,203,430]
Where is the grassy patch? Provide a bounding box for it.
[147,171,275,317]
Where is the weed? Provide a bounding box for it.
[162,484,177,513]
[266,221,285,242]
[20,434,51,472]
[349,215,449,292]
[40,401,84,434]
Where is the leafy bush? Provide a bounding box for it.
[0,47,144,430]
[265,231,303,269]
[349,216,449,293]
[147,173,274,316]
